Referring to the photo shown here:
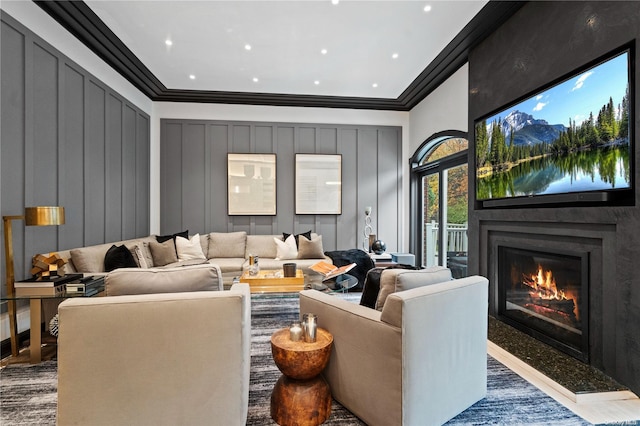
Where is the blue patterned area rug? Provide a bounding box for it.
[0,292,591,425]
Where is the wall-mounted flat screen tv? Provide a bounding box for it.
[475,46,633,208]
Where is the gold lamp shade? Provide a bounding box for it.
[24,206,65,226]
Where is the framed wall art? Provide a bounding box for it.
[227,153,276,215]
[295,154,342,214]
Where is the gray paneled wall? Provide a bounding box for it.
[160,119,402,252]
[0,12,150,301]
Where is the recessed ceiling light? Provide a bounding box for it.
[423,4,432,12]
[165,39,173,46]
[314,80,320,85]
[189,74,196,80]
[392,53,399,59]
[372,83,378,88]
[331,0,339,5]
[245,44,252,51]
[253,77,259,83]
[321,49,328,55]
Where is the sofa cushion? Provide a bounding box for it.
[104,244,138,272]
[245,235,278,259]
[104,263,222,296]
[297,235,324,259]
[176,234,207,261]
[149,240,179,266]
[274,235,298,260]
[71,244,114,273]
[208,232,246,258]
[375,266,452,311]
[282,230,311,247]
[207,258,246,273]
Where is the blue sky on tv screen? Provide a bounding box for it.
[486,52,629,128]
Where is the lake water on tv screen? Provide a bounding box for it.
[478,147,631,199]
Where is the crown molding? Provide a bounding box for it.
[34,0,524,111]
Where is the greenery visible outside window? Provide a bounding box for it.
[411,134,468,277]
[420,137,468,225]
[420,138,468,164]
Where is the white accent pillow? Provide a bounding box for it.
[176,234,207,261]
[274,234,298,260]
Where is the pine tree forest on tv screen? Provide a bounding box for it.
[475,50,631,201]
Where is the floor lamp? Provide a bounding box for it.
[3,206,65,357]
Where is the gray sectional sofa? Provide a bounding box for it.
[48,231,332,290]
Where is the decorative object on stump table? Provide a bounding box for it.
[371,239,386,255]
[270,327,333,426]
[289,322,303,342]
[302,313,317,343]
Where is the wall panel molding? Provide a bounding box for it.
[0,11,150,303]
[160,119,402,252]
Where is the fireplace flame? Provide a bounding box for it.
[523,265,565,300]
[522,264,579,321]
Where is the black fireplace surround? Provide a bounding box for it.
[497,245,589,362]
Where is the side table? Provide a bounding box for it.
[369,252,397,267]
[270,327,333,425]
[4,275,104,364]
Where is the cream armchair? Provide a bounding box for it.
[299,275,489,426]
[57,283,251,426]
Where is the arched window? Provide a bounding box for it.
[410,131,469,278]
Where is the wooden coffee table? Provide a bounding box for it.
[240,269,305,293]
[270,327,333,425]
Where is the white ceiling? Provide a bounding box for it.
[85,0,488,99]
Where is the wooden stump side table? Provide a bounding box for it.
[270,327,333,426]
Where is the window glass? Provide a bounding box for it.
[419,138,468,165]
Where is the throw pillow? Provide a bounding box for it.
[297,235,324,259]
[128,246,142,268]
[71,245,112,273]
[104,244,138,272]
[156,230,189,244]
[274,234,298,260]
[208,231,247,258]
[149,239,178,266]
[176,233,207,261]
[282,230,312,247]
[141,242,155,267]
[126,242,152,269]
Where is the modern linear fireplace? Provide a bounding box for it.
[497,245,589,362]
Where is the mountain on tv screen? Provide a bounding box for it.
[475,48,632,205]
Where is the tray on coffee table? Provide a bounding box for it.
[240,269,305,293]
